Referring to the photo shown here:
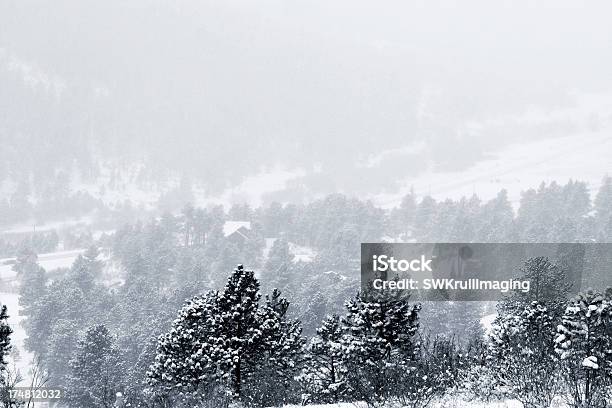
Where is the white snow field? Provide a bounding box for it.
[0,248,85,281]
[373,129,612,210]
[279,397,526,407]
[372,92,612,209]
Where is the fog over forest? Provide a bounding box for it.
[1,0,611,208]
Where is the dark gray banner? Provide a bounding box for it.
[361,243,612,301]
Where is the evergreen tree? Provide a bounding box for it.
[45,319,80,388]
[264,237,291,284]
[67,325,121,408]
[414,196,437,241]
[298,288,329,337]
[15,249,47,315]
[340,291,421,405]
[214,264,264,399]
[488,257,572,407]
[242,289,305,406]
[594,176,612,224]
[301,314,348,403]
[0,305,12,374]
[499,257,571,318]
[147,291,220,399]
[0,304,19,408]
[562,180,590,221]
[69,246,101,293]
[149,265,305,405]
[594,176,612,240]
[477,190,514,242]
[389,188,417,238]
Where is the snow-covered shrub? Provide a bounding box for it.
[393,335,464,408]
[489,301,562,408]
[555,288,612,408]
[462,364,507,403]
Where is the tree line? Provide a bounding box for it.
[2,176,612,407]
[3,259,611,408]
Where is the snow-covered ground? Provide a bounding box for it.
[289,242,316,263]
[480,313,497,336]
[263,239,317,263]
[0,217,92,235]
[373,92,612,209]
[280,397,525,408]
[0,248,85,281]
[373,130,612,209]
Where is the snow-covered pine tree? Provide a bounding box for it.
[242,288,306,406]
[0,305,11,373]
[69,246,102,293]
[594,176,612,240]
[148,265,305,405]
[264,237,290,279]
[15,250,47,316]
[499,257,571,318]
[212,264,262,400]
[488,257,570,407]
[489,301,561,408]
[555,289,612,408]
[0,305,19,408]
[67,325,121,408]
[340,291,420,405]
[301,314,348,403]
[147,291,220,400]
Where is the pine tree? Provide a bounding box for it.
[67,325,121,408]
[488,257,571,407]
[0,305,12,374]
[301,314,348,403]
[69,246,101,293]
[594,176,612,240]
[555,289,612,408]
[478,190,514,242]
[148,265,305,405]
[263,237,291,285]
[45,319,80,388]
[213,265,262,399]
[243,288,305,406]
[339,291,421,405]
[414,196,437,241]
[15,250,47,315]
[147,291,219,396]
[562,180,590,221]
[0,304,19,408]
[389,188,417,238]
[499,257,570,318]
[594,176,612,223]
